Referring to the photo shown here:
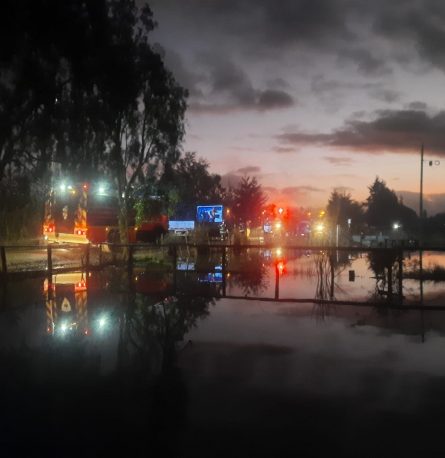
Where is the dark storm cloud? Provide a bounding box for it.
[408,101,428,110]
[154,0,352,48]
[157,47,203,97]
[324,156,354,166]
[277,109,445,155]
[151,0,445,85]
[236,166,261,175]
[311,76,400,108]
[266,78,291,90]
[338,48,391,76]
[188,58,295,113]
[369,89,401,103]
[149,0,358,66]
[257,90,294,110]
[205,57,256,105]
[372,0,445,70]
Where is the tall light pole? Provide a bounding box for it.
[419,143,440,247]
[419,143,424,247]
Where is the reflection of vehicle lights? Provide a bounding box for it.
[60,323,68,333]
[98,316,107,329]
[315,223,324,233]
[276,247,282,257]
[277,261,285,275]
[275,222,282,230]
[75,280,87,291]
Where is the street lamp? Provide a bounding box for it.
[419,143,440,246]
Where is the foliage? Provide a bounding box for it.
[230,251,268,295]
[126,293,213,372]
[365,177,418,231]
[0,0,188,242]
[326,190,364,231]
[0,176,43,241]
[159,152,225,219]
[230,176,267,226]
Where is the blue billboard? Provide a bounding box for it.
[196,205,223,223]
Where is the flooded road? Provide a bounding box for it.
[1,249,445,456]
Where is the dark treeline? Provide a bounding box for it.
[0,0,265,242]
[326,176,444,242]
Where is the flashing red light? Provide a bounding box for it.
[75,280,87,291]
[276,261,285,275]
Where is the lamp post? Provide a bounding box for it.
[419,143,424,247]
[419,143,440,247]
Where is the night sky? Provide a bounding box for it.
[148,0,445,214]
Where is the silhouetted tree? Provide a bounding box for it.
[231,176,267,226]
[365,177,418,231]
[159,152,225,218]
[0,1,188,243]
[326,190,364,231]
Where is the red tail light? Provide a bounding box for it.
[44,224,55,234]
[75,280,87,291]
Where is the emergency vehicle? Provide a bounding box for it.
[43,182,167,244]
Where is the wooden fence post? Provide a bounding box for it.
[127,245,134,272]
[47,245,52,273]
[1,247,7,274]
[274,263,280,300]
[172,245,177,292]
[222,246,227,297]
[85,244,90,270]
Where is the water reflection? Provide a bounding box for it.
[367,250,403,304]
[230,248,268,295]
[1,250,445,455]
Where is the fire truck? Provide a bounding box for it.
[44,269,172,337]
[43,182,168,244]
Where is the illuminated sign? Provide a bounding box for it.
[168,220,195,230]
[196,205,223,223]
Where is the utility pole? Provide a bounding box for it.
[419,143,424,247]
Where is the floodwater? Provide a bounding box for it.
[1,249,445,457]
